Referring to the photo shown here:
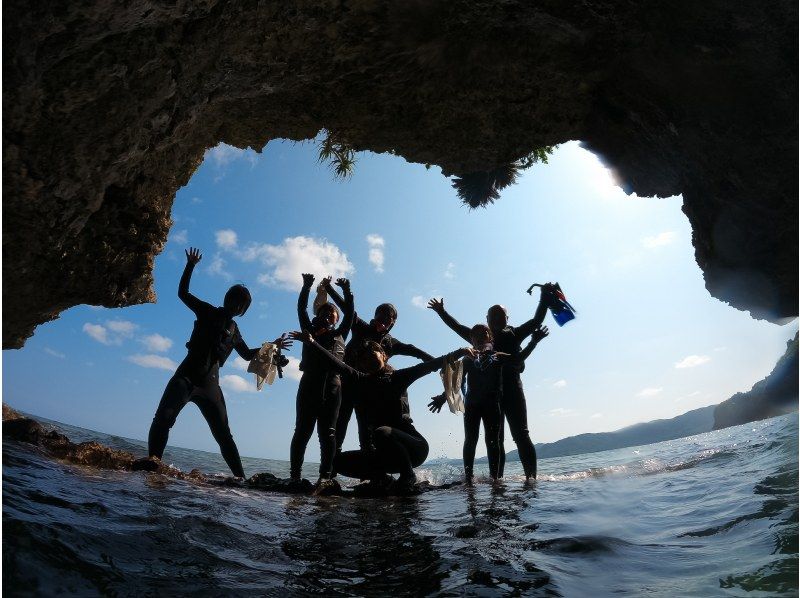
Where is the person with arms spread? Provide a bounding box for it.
[324,281,433,454]
[429,323,549,482]
[146,247,291,478]
[427,286,553,480]
[289,330,471,493]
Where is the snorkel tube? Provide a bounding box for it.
[528,282,576,326]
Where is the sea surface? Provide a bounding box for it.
[3,413,798,596]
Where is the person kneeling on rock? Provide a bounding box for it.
[289,330,472,493]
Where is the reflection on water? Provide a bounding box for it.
[3,414,798,596]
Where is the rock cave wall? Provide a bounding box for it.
[3,0,797,348]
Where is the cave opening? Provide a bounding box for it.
[3,138,794,458]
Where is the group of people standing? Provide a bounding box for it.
[146,247,556,493]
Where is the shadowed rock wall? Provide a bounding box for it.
[3,0,797,347]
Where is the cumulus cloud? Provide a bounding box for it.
[44,347,65,359]
[169,229,188,244]
[231,356,250,372]
[366,234,385,273]
[552,379,567,388]
[641,231,677,249]
[411,295,427,309]
[83,320,138,345]
[140,334,173,353]
[444,262,456,279]
[208,253,232,280]
[128,354,177,371]
[220,374,257,394]
[282,356,303,382]
[637,387,663,398]
[242,236,354,291]
[675,355,711,369]
[205,143,259,169]
[215,229,238,250]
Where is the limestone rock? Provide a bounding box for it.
[4,1,797,347]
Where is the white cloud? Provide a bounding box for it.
[444,262,456,279]
[411,295,427,309]
[128,354,177,371]
[140,333,173,353]
[590,413,603,419]
[215,229,238,250]
[243,236,354,291]
[552,379,567,388]
[220,374,257,394]
[549,408,578,417]
[205,143,259,169]
[191,196,203,204]
[366,234,385,273]
[106,320,138,337]
[674,355,711,369]
[641,231,677,249]
[231,356,250,372]
[208,253,232,280]
[637,387,663,398]
[83,323,110,344]
[44,347,65,359]
[282,356,303,382]
[169,229,188,244]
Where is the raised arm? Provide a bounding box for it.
[393,348,471,389]
[325,277,367,332]
[516,326,549,364]
[333,278,355,339]
[288,331,365,381]
[297,273,314,330]
[178,247,212,315]
[515,284,552,340]
[388,339,434,362]
[427,298,472,343]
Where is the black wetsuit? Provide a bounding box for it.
[461,353,504,479]
[326,287,433,452]
[435,302,547,478]
[290,284,354,479]
[148,262,257,478]
[305,339,461,480]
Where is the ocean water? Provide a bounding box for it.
[3,413,797,596]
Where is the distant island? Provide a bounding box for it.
[456,333,798,464]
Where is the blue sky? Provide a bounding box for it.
[3,139,796,461]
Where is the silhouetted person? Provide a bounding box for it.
[427,288,552,479]
[147,247,290,478]
[289,330,470,492]
[290,274,354,488]
[429,324,548,482]
[324,283,432,456]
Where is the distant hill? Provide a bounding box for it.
[491,405,716,462]
[713,333,798,430]
[436,334,798,466]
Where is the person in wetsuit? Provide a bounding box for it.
[147,247,291,478]
[323,283,433,454]
[289,330,471,492]
[290,274,354,485]
[427,288,552,479]
[429,323,549,482]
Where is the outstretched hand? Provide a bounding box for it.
[428,393,447,413]
[301,273,315,287]
[427,298,445,314]
[288,330,313,344]
[273,334,293,350]
[334,277,350,291]
[532,325,549,342]
[185,247,202,265]
[320,275,333,290]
